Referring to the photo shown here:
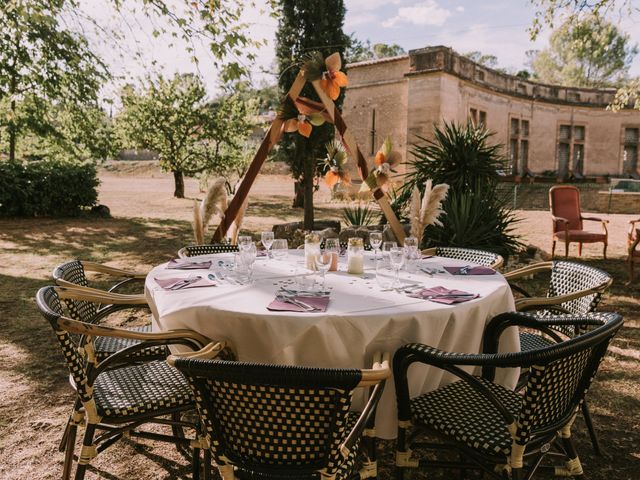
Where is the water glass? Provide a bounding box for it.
[237,243,257,283]
[389,246,405,287]
[375,257,395,290]
[324,238,340,271]
[382,241,397,259]
[314,251,333,290]
[404,236,418,251]
[238,235,253,251]
[261,231,274,258]
[271,239,288,260]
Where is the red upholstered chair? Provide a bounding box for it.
[628,221,640,282]
[550,185,608,258]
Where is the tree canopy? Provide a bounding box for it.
[529,14,637,87]
[345,38,406,63]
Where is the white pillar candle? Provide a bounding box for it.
[347,254,364,274]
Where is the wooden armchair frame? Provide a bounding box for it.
[53,260,146,293]
[627,220,640,283]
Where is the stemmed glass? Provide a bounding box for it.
[382,241,397,259]
[369,232,382,260]
[271,239,288,260]
[403,236,419,273]
[261,231,274,258]
[238,236,253,251]
[389,246,405,288]
[314,250,333,291]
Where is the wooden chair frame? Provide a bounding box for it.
[422,247,504,270]
[627,220,640,283]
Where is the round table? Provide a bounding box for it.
[145,250,519,439]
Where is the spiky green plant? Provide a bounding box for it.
[342,203,380,227]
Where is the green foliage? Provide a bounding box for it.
[345,37,406,63]
[276,0,348,227]
[530,14,637,87]
[398,121,521,257]
[422,188,522,259]
[463,51,499,69]
[0,159,98,217]
[342,203,380,227]
[115,74,256,198]
[0,0,108,161]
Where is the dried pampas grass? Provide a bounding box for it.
[410,179,449,245]
[192,178,228,244]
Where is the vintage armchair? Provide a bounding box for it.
[178,243,240,258]
[394,311,623,480]
[169,350,390,480]
[627,220,640,282]
[549,185,608,258]
[421,246,504,270]
[36,285,226,480]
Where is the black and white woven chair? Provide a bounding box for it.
[53,260,166,363]
[169,349,390,480]
[178,243,240,258]
[422,246,504,269]
[504,260,613,454]
[36,285,224,480]
[394,311,623,480]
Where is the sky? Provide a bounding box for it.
[76,0,640,101]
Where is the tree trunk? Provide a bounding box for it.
[8,73,17,162]
[303,158,314,230]
[173,170,185,198]
[292,181,304,208]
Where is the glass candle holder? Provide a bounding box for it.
[347,237,364,274]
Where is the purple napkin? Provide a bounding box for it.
[443,265,496,275]
[167,259,212,270]
[408,286,479,304]
[155,276,216,290]
[267,295,330,312]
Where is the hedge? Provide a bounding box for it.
[0,159,99,217]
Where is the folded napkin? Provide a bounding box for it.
[155,276,216,290]
[408,286,479,304]
[267,295,330,313]
[167,258,212,270]
[443,265,495,275]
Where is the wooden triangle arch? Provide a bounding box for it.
[211,66,406,245]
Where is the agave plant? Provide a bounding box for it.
[342,202,380,227]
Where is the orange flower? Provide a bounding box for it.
[284,116,313,137]
[362,137,402,191]
[325,168,351,188]
[320,53,348,100]
[323,140,350,188]
[283,97,330,138]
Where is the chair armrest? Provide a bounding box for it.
[503,261,552,281]
[551,215,569,224]
[167,341,229,365]
[581,216,607,223]
[54,285,148,305]
[421,247,436,256]
[358,351,390,387]
[514,288,602,312]
[81,261,147,279]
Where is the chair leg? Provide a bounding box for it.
[60,399,83,452]
[203,449,212,480]
[565,241,569,258]
[552,240,556,258]
[512,467,524,480]
[193,447,201,480]
[62,421,78,480]
[581,401,603,456]
[630,259,635,284]
[578,242,582,256]
[558,434,584,480]
[74,423,96,480]
[603,242,607,260]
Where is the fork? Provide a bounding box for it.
[276,294,317,311]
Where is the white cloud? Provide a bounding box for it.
[345,12,378,29]
[346,0,400,12]
[383,1,452,28]
[456,6,465,13]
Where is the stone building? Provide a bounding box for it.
[343,45,640,180]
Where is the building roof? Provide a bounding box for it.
[346,54,409,68]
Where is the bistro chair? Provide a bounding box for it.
[36,285,224,480]
[421,246,504,270]
[549,185,608,259]
[169,350,390,480]
[627,220,640,282]
[505,260,612,454]
[53,260,166,363]
[53,259,146,293]
[394,311,623,480]
[178,243,240,258]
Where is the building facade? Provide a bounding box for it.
[342,46,640,180]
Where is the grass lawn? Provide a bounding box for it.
[0,164,638,479]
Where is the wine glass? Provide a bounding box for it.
[369,231,382,260]
[382,241,397,260]
[271,239,288,260]
[314,250,332,291]
[238,235,253,251]
[261,231,274,258]
[403,236,419,273]
[389,246,405,288]
[375,257,395,290]
[404,236,418,251]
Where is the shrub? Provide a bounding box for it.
[342,203,380,226]
[395,121,522,258]
[0,159,99,217]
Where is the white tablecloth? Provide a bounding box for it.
[145,250,519,439]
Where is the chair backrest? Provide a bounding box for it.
[52,260,98,322]
[178,244,240,258]
[550,185,583,232]
[514,312,622,446]
[549,261,612,316]
[435,246,503,269]
[172,358,363,479]
[35,286,92,403]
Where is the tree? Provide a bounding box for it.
[463,51,499,69]
[0,0,108,161]
[276,0,349,229]
[116,74,255,198]
[529,15,637,87]
[345,37,406,63]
